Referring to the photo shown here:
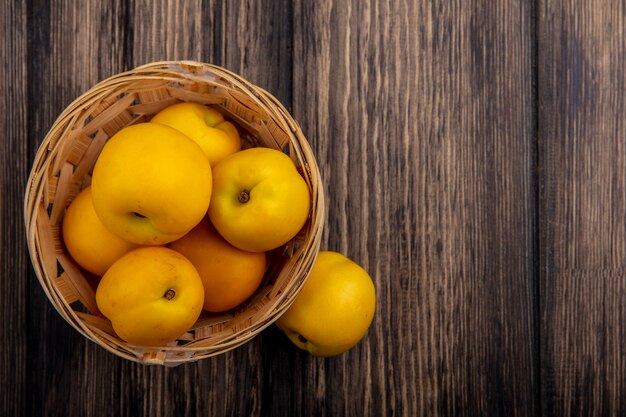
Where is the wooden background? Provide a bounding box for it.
[1,0,625,415]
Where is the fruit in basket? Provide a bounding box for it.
[276,251,376,357]
[96,246,205,346]
[62,186,140,276]
[91,123,212,245]
[169,217,266,312]
[151,102,241,167]
[208,147,310,252]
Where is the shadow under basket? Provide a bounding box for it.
[24,61,325,366]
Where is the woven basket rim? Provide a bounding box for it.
[24,60,325,365]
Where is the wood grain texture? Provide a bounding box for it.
[5,0,537,415]
[1,0,28,415]
[23,1,131,416]
[538,1,626,416]
[13,0,626,415]
[129,1,296,416]
[13,0,299,415]
[293,0,537,415]
[131,0,208,63]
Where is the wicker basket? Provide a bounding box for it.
[24,61,324,366]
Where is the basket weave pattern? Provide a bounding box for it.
[24,61,324,365]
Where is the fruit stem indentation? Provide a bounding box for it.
[238,189,250,204]
[164,289,176,300]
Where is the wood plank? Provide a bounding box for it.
[538,2,626,415]
[24,1,132,416]
[126,3,211,413]
[196,1,296,416]
[0,0,28,415]
[214,2,314,417]
[292,0,537,415]
[131,0,208,63]
[222,0,294,109]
